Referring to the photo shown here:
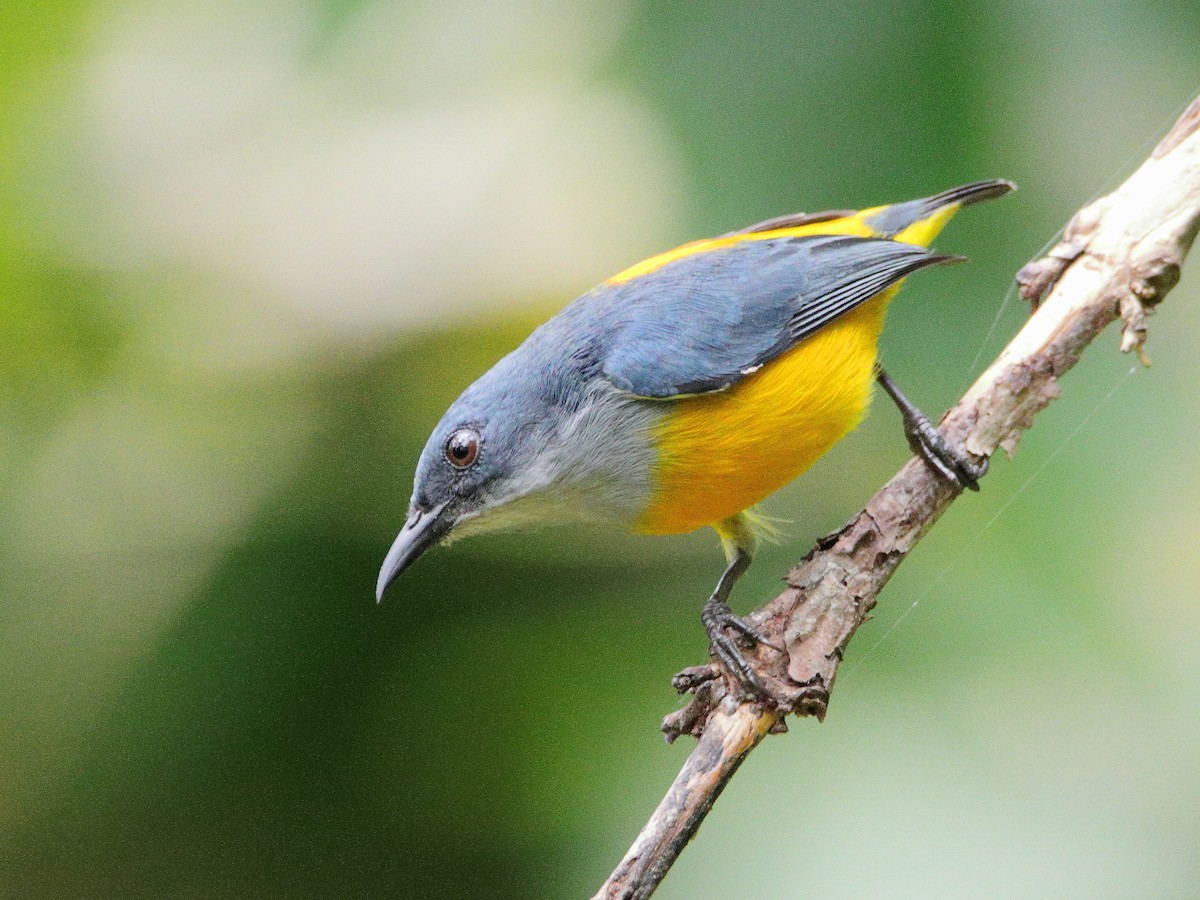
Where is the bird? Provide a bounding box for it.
[376,179,1014,694]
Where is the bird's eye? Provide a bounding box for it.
[445,428,480,469]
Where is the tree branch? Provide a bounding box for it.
[594,93,1200,900]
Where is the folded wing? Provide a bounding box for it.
[600,234,959,399]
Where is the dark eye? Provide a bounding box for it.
[445,428,480,469]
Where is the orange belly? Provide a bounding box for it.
[634,291,893,535]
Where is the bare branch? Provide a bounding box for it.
[594,93,1200,900]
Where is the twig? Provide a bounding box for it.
[594,93,1200,900]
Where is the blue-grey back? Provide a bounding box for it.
[547,233,954,398]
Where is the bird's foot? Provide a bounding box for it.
[904,412,988,491]
[701,601,782,698]
[875,365,988,491]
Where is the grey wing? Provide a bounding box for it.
[599,234,960,399]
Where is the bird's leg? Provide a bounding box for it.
[875,364,987,490]
[701,548,777,696]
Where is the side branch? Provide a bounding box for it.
[595,93,1200,900]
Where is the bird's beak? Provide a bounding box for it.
[375,501,452,602]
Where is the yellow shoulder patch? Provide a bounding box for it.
[605,214,877,285]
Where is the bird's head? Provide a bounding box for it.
[374,371,562,601]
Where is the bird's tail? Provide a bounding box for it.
[863,178,1016,247]
[923,178,1017,211]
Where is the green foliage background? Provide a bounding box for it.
[3,2,1200,897]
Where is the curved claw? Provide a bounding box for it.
[953,452,988,491]
[909,417,988,492]
[702,603,775,698]
[719,614,786,654]
[710,629,769,697]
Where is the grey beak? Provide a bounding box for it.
[375,502,451,602]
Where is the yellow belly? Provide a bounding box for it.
[634,290,893,535]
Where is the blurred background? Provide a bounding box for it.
[2,1,1199,897]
